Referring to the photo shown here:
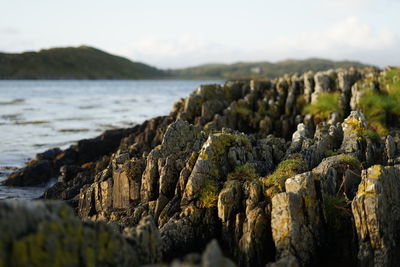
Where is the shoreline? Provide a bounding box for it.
[2,67,400,266]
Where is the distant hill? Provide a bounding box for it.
[169,58,372,79]
[0,46,166,79]
[0,46,373,80]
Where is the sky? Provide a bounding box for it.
[0,0,399,68]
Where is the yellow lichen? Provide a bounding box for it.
[356,179,376,196]
[368,165,382,180]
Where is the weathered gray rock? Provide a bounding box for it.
[202,239,237,267]
[291,123,309,144]
[341,111,367,155]
[338,68,360,114]
[218,180,242,223]
[385,135,396,162]
[271,172,323,266]
[142,119,205,203]
[162,239,236,267]
[303,71,314,104]
[352,165,400,267]
[311,70,335,103]
[201,100,226,121]
[123,215,162,264]
[313,154,361,199]
[160,206,219,261]
[238,205,271,267]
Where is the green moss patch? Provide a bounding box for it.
[227,163,258,181]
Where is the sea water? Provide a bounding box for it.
[0,80,220,199]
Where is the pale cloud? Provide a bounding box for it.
[112,35,243,68]
[265,17,397,52]
[321,0,396,10]
[0,27,20,35]
[113,17,399,68]
[257,16,399,66]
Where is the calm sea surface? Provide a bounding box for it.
[0,80,220,199]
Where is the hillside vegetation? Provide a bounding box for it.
[169,58,370,79]
[0,46,166,79]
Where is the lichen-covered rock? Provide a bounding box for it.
[341,111,367,155]
[271,172,323,266]
[352,165,400,267]
[0,200,139,267]
[181,130,252,206]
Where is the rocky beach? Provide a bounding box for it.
[2,66,400,266]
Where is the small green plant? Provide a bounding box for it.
[236,104,252,117]
[227,163,258,181]
[198,178,219,208]
[325,150,339,157]
[337,154,361,169]
[361,129,381,143]
[303,92,341,120]
[262,154,307,198]
[323,195,351,230]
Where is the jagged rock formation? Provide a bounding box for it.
[4,66,400,266]
[352,165,400,267]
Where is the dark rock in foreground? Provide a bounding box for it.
[0,200,139,267]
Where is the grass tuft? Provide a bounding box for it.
[304,92,341,120]
[358,67,400,135]
[198,178,219,208]
[323,195,351,230]
[337,154,361,169]
[261,153,307,198]
[227,163,258,181]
